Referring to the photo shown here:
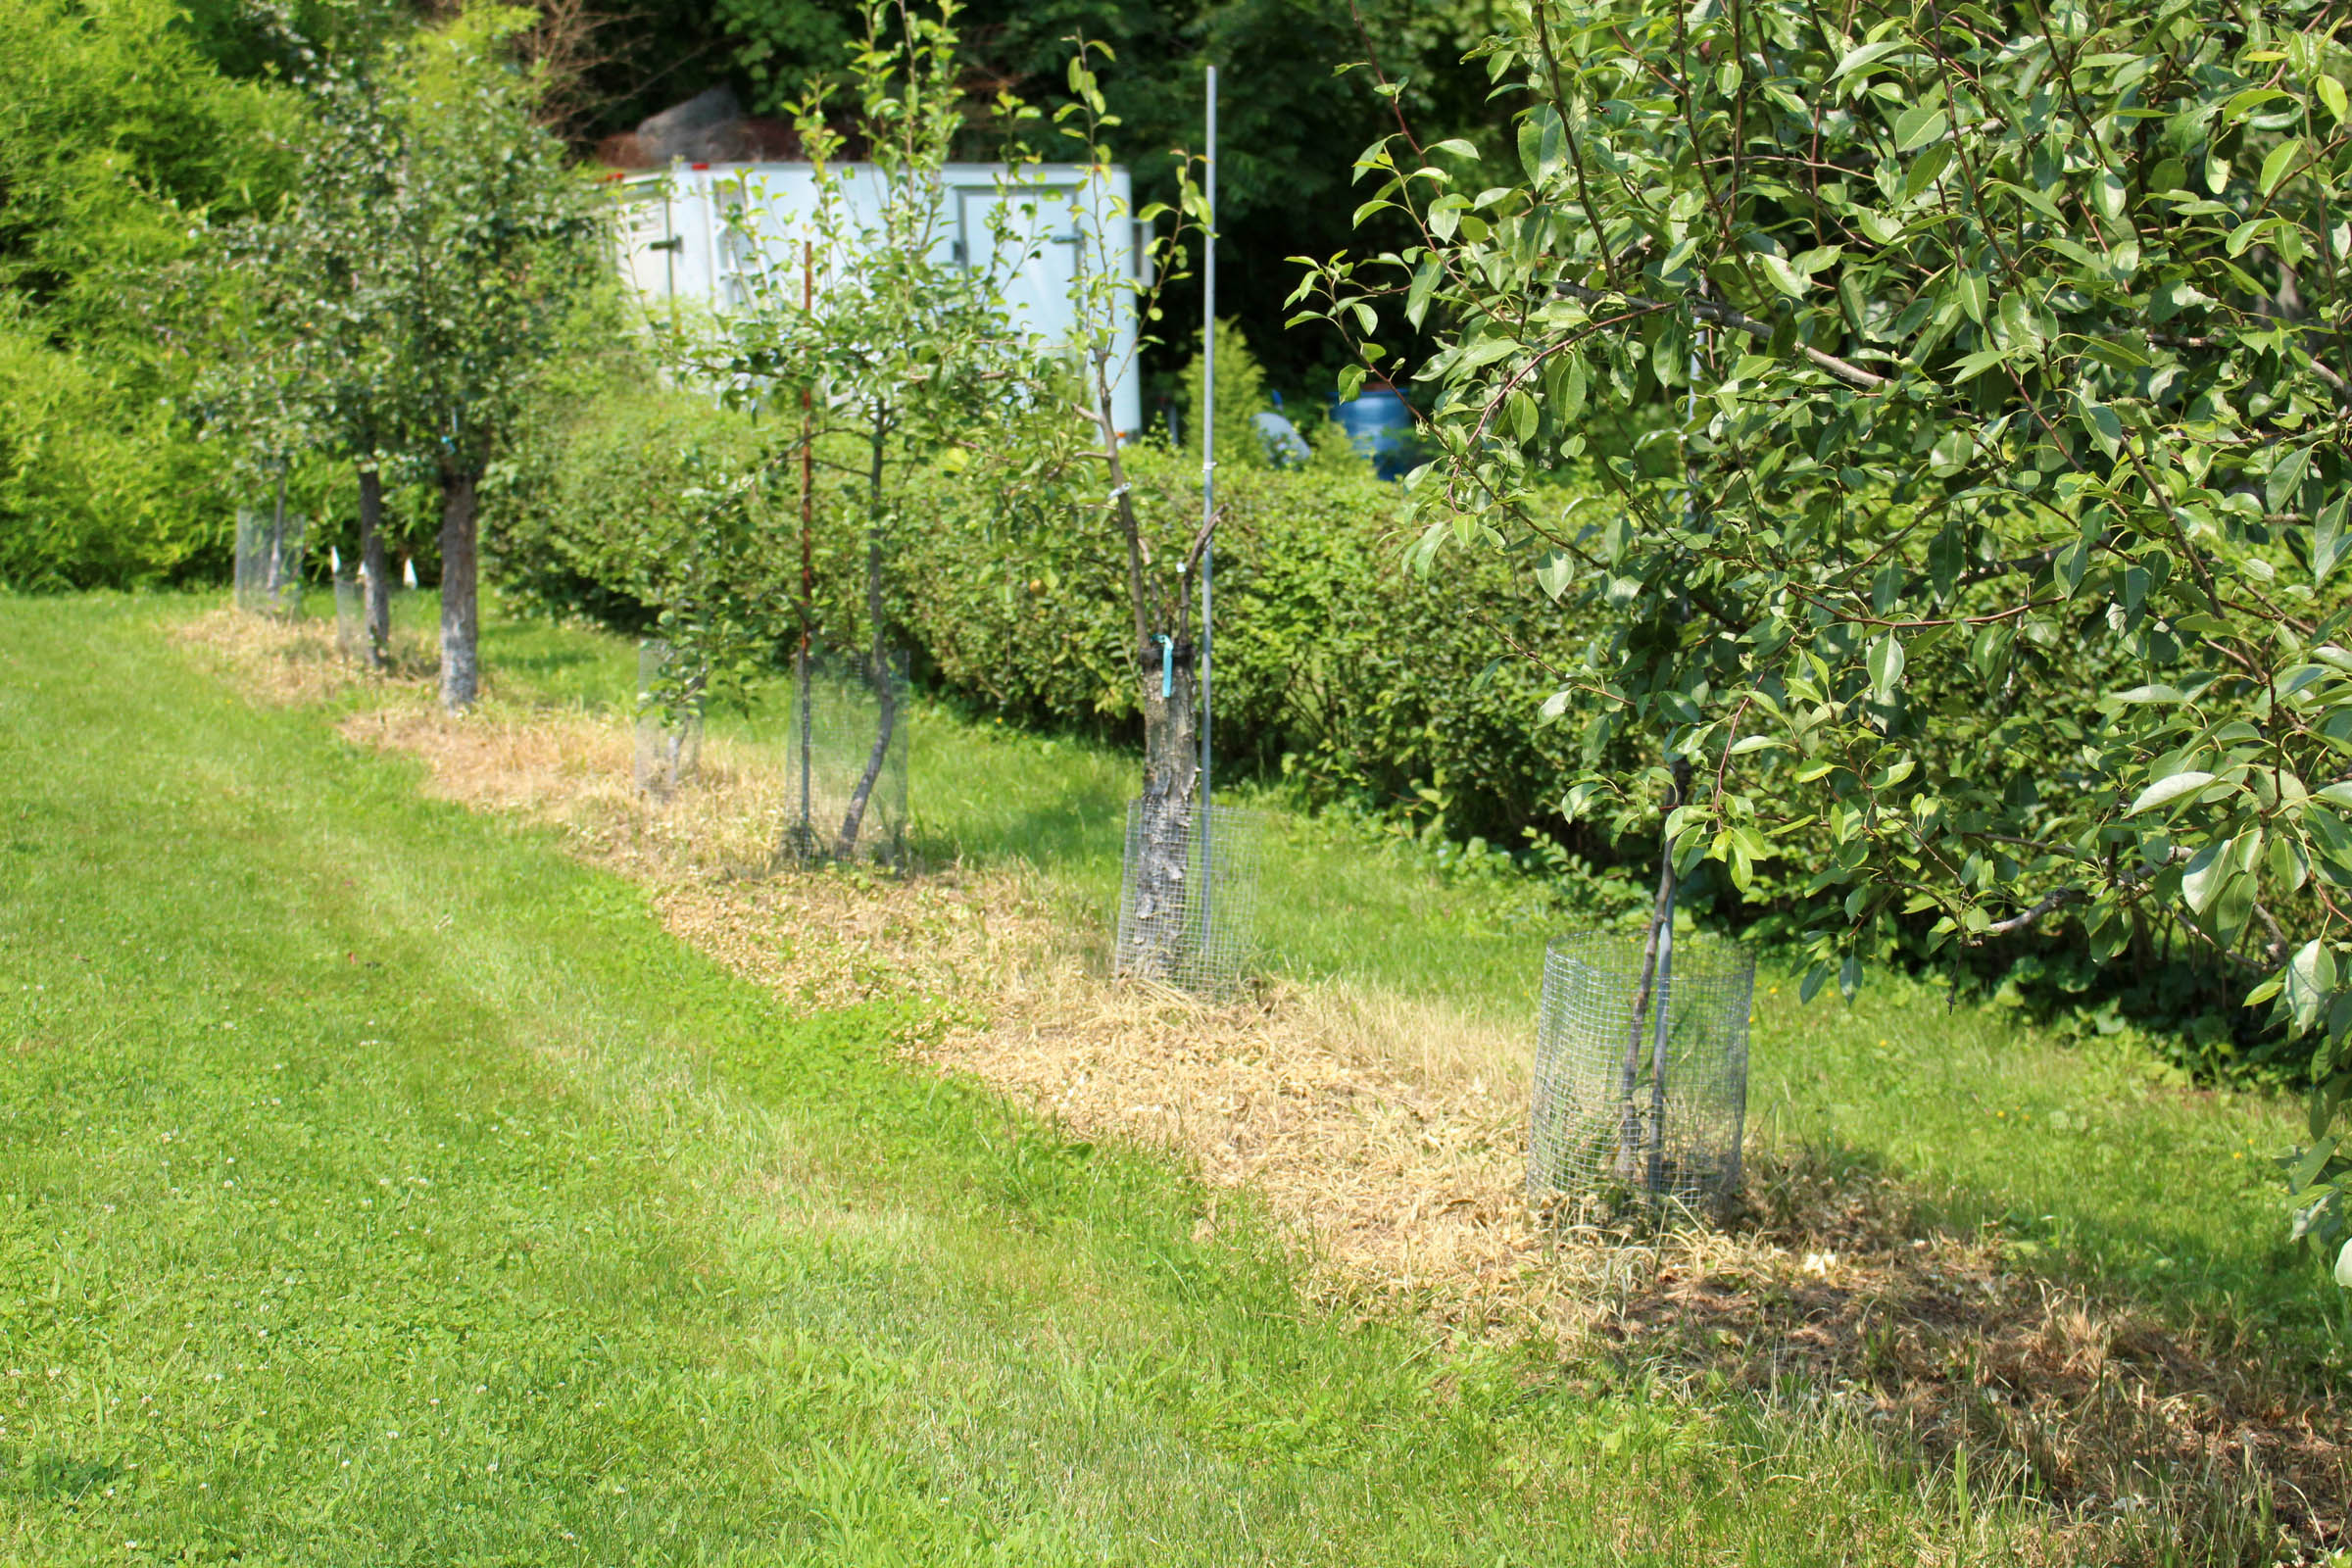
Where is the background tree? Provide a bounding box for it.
[391,3,598,710]
[246,17,416,664]
[0,0,294,588]
[1295,0,2352,1278]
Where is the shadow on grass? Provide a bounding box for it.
[1564,1139,2347,1561]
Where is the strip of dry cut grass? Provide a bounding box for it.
[179,602,2348,1564]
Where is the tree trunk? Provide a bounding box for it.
[835,402,896,861]
[1088,347,1200,980]
[437,468,480,711]
[357,466,390,670]
[1616,760,1690,1183]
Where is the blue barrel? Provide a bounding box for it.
[1330,384,1416,479]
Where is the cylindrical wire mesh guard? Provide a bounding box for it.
[332,568,365,662]
[233,509,307,618]
[771,645,907,867]
[1115,798,1262,1000]
[634,639,704,802]
[1529,930,1754,1217]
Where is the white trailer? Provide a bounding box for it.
[613,161,1147,438]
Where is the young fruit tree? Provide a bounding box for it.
[662,0,1046,859]
[1292,0,2352,1276]
[240,27,413,665]
[186,252,316,615]
[1043,38,1210,980]
[391,4,597,710]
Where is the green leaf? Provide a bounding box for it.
[2129,770,2216,813]
[2335,1237,2352,1290]
[1832,39,1919,79]
[1535,550,1576,601]
[1868,634,1905,697]
[2285,939,2340,1033]
[2078,397,2124,458]
[1901,143,1954,200]
[2321,74,2349,125]
[2268,444,2312,514]
[1505,387,1538,443]
[2227,216,2278,258]
[2317,493,2347,585]
[1997,290,2042,351]
[1757,253,1808,297]
[1954,268,1987,323]
[2261,137,2306,197]
[2090,170,2128,222]
[1516,107,1565,185]
[1427,137,1480,161]
[1405,259,1440,329]
[1949,345,2015,381]
[1895,105,1948,152]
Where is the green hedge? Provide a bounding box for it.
[486,384,2282,1073]
[0,0,294,590]
[487,388,1601,854]
[893,443,1602,853]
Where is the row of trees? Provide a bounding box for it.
[212,0,1234,974]
[204,1,596,709]
[628,0,1222,968]
[1293,0,2352,1283]
[215,0,2352,1284]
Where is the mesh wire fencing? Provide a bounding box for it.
[232,508,307,617]
[1114,798,1263,1000]
[633,639,705,802]
[771,644,907,867]
[332,561,366,662]
[1528,929,1754,1220]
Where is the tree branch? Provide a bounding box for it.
[1550,279,1888,391]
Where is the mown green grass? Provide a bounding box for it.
[461,589,2338,1371]
[3,592,2045,1564]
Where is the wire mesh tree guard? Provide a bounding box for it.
[331,551,366,662]
[633,639,705,802]
[1108,67,1258,1004]
[1527,929,1754,1219]
[772,644,907,867]
[233,506,306,617]
[1114,798,1262,999]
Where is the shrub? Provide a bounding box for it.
[493,387,2274,1066]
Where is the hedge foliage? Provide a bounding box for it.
[489,383,2281,1071]
[0,0,294,589]
[487,385,1598,853]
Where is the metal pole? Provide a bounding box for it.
[1199,64,1218,950]
[799,239,815,853]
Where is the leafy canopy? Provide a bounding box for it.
[1293,0,2352,1277]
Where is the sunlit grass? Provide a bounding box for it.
[0,591,2049,1563]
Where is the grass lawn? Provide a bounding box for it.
[2,593,2042,1564]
